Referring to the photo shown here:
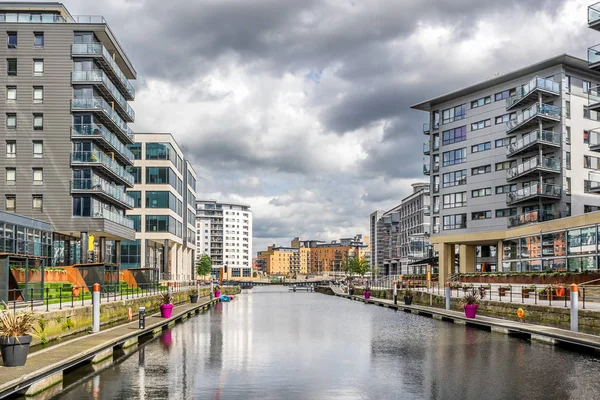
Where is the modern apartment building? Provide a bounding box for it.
[196,200,252,278]
[257,245,310,276]
[120,133,197,281]
[369,210,385,271]
[0,3,137,265]
[412,54,600,240]
[298,234,369,277]
[370,183,431,276]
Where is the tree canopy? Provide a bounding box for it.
[344,256,370,277]
[196,254,212,277]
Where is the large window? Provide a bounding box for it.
[472,210,492,220]
[494,88,516,101]
[442,104,466,124]
[187,171,196,191]
[129,191,142,208]
[471,119,491,131]
[495,184,517,194]
[495,112,516,124]
[568,226,597,256]
[443,214,466,230]
[442,192,467,209]
[146,143,174,160]
[442,126,466,145]
[145,215,177,235]
[146,167,177,190]
[471,188,491,198]
[128,143,142,160]
[129,215,141,232]
[121,240,141,268]
[127,166,141,184]
[471,142,491,153]
[496,208,517,218]
[471,165,491,175]
[442,170,467,188]
[471,96,491,109]
[146,191,178,212]
[442,148,466,166]
[72,196,91,217]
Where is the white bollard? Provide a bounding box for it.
[570,284,578,332]
[92,283,101,333]
[167,281,173,296]
[445,283,451,311]
[393,282,398,305]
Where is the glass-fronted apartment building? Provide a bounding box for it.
[0,3,136,266]
[121,133,197,281]
[413,54,600,241]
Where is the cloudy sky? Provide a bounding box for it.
[66,0,597,254]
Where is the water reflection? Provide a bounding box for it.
[53,287,600,400]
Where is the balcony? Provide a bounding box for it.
[433,204,440,213]
[506,104,561,134]
[506,183,561,205]
[92,203,134,229]
[506,156,561,182]
[432,226,440,234]
[423,205,430,216]
[71,43,135,100]
[71,178,134,209]
[71,151,135,187]
[423,123,430,135]
[71,70,135,122]
[71,97,134,144]
[71,124,134,165]
[508,210,560,229]
[432,162,440,173]
[591,3,600,31]
[423,142,431,155]
[423,164,430,175]
[506,129,561,158]
[0,12,67,23]
[506,77,560,111]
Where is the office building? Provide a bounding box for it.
[120,133,197,281]
[196,200,252,278]
[1,3,137,265]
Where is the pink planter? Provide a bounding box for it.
[464,304,478,319]
[160,304,173,318]
[364,292,371,299]
[215,290,221,298]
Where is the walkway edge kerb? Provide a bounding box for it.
[329,291,600,351]
[0,297,219,398]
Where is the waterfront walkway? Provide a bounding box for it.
[0,296,218,398]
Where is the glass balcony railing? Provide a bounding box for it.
[71,123,134,162]
[508,210,559,229]
[71,151,135,186]
[92,203,134,229]
[506,103,561,132]
[590,130,600,150]
[423,164,431,175]
[506,129,561,156]
[589,2,600,26]
[432,226,440,234]
[71,70,135,121]
[423,123,430,135]
[507,156,560,180]
[0,12,67,23]
[73,15,107,24]
[506,183,561,205]
[589,44,600,67]
[71,97,134,141]
[72,177,134,208]
[71,43,135,99]
[432,204,440,213]
[423,143,431,154]
[506,77,560,109]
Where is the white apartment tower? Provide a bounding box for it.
[196,200,253,278]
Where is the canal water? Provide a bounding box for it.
[53,286,600,400]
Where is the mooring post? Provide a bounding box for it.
[445,282,451,311]
[92,283,101,333]
[393,281,398,305]
[570,283,578,332]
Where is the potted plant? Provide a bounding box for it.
[403,288,413,305]
[0,307,36,367]
[460,289,480,319]
[364,286,371,300]
[159,292,173,318]
[214,284,221,298]
[189,288,199,304]
[498,285,511,297]
[349,283,355,296]
[521,286,534,299]
[72,286,80,297]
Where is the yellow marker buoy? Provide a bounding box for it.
[517,308,525,322]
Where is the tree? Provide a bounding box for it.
[196,254,212,278]
[345,256,370,277]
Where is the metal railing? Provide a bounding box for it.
[71,97,133,140]
[423,142,431,153]
[92,203,134,229]
[506,103,561,132]
[423,123,430,134]
[71,123,135,161]
[506,76,560,109]
[506,129,560,156]
[0,12,67,23]
[71,70,135,121]
[71,150,135,186]
[507,209,559,228]
[423,164,431,174]
[590,2,600,25]
[506,183,561,205]
[71,178,134,208]
[506,156,560,180]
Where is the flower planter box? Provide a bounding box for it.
[498,288,509,296]
[160,304,173,318]
[464,304,478,319]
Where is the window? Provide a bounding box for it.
[471,165,491,175]
[34,32,44,48]
[6,86,16,102]
[494,88,516,101]
[471,119,491,131]
[472,211,492,220]
[471,96,491,109]
[32,195,42,211]
[442,148,466,166]
[146,191,178,212]
[496,208,517,218]
[565,100,571,119]
[33,114,43,130]
[7,59,16,76]
[495,161,514,171]
[128,143,142,160]
[72,196,91,217]
[146,143,173,160]
[566,177,571,195]
[584,81,591,94]
[442,170,467,188]
[128,191,142,208]
[584,130,590,145]
[5,195,15,212]
[566,126,571,144]
[566,151,571,170]
[472,188,492,198]
[564,75,571,92]
[495,184,517,194]
[443,192,467,209]
[6,168,15,185]
[129,215,141,232]
[33,168,43,185]
[442,126,466,145]
[33,87,43,103]
[7,32,17,48]
[495,113,516,124]
[6,141,15,158]
[442,104,466,124]
[432,110,440,130]
[33,141,43,158]
[584,155,600,170]
[495,137,515,148]
[471,142,491,153]
[6,113,16,128]
[145,215,177,235]
[33,59,43,76]
[126,166,141,184]
[584,205,600,213]
[443,214,466,230]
